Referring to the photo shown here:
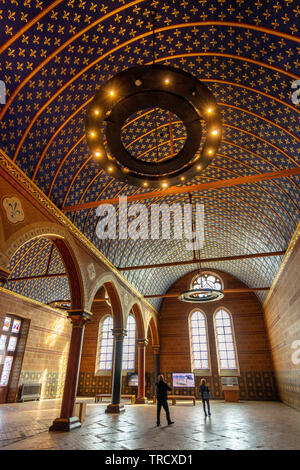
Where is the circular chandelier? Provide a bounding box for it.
[178,286,224,303]
[85,64,222,189]
[85,7,222,189]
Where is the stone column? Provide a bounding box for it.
[153,345,160,398]
[105,328,127,414]
[49,309,91,431]
[136,338,148,404]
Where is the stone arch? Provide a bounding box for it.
[89,272,124,329]
[147,315,159,346]
[4,222,85,310]
[103,281,123,330]
[130,303,146,339]
[87,272,125,328]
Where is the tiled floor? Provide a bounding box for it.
[0,398,299,450]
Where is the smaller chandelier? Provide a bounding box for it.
[179,254,224,303]
[178,288,224,303]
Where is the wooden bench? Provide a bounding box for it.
[95,394,136,404]
[168,395,196,405]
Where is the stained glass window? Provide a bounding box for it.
[2,317,11,332]
[0,316,22,392]
[190,310,210,370]
[191,273,222,291]
[0,356,13,386]
[122,315,136,370]
[215,309,237,370]
[7,336,17,352]
[99,316,114,370]
[0,335,7,351]
[11,320,21,334]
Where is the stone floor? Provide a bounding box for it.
[0,398,299,450]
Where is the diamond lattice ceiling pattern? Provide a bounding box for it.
[0,0,299,309]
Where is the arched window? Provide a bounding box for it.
[99,316,114,370]
[122,315,136,370]
[214,308,237,370]
[189,310,210,370]
[191,272,223,291]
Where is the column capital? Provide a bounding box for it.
[67,309,92,327]
[136,338,149,348]
[112,328,127,341]
[152,344,160,354]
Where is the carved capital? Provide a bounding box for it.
[67,309,92,328]
[112,328,127,341]
[136,338,149,348]
[152,344,160,354]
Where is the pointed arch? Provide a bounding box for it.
[147,315,159,347]
[103,281,123,330]
[131,303,145,339]
[4,224,85,310]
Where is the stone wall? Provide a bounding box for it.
[158,269,277,401]
[264,236,300,410]
[0,288,71,401]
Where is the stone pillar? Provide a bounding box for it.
[105,328,127,414]
[153,345,160,397]
[49,309,91,431]
[136,338,148,404]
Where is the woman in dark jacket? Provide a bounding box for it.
[199,378,211,417]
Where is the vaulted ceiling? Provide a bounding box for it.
[1,0,299,309]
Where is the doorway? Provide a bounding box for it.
[0,315,23,403]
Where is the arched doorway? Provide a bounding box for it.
[0,234,85,405]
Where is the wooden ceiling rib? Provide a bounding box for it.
[62,167,300,212]
[118,250,286,271]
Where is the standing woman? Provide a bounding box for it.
[199,378,211,417]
